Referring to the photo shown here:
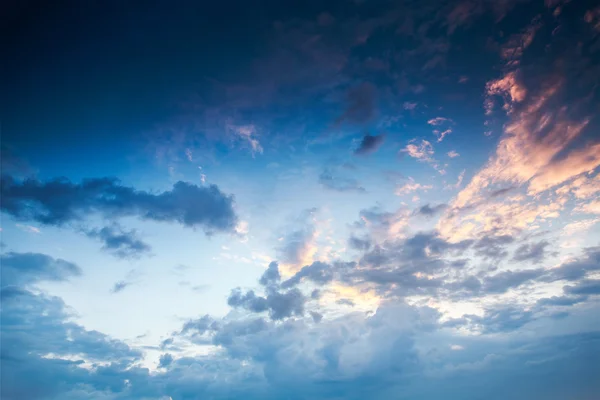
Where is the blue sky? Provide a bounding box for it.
[2,0,600,399]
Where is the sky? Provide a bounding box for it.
[1,0,600,399]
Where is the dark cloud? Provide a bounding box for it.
[482,268,545,294]
[473,234,514,259]
[348,235,371,251]
[227,287,306,321]
[0,252,81,287]
[179,315,220,337]
[348,232,472,296]
[354,134,385,155]
[536,295,588,307]
[564,280,600,296]
[282,261,335,288]
[545,246,600,282]
[319,168,366,193]
[86,224,151,259]
[259,261,281,287]
[158,353,174,369]
[415,203,447,217]
[0,175,238,234]
[512,240,551,264]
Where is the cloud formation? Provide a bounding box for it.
[1,175,239,234]
[354,134,385,155]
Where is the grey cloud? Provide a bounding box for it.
[158,353,174,368]
[545,246,600,282]
[354,133,385,155]
[227,287,306,321]
[0,175,238,234]
[473,234,514,259]
[482,268,546,294]
[282,261,335,288]
[512,240,551,264]
[86,224,151,259]
[348,235,371,251]
[228,289,269,313]
[180,314,220,336]
[259,261,281,287]
[415,203,447,217]
[564,280,600,296]
[536,295,588,307]
[489,186,516,198]
[310,311,323,323]
[0,252,81,287]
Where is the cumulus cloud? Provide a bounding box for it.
[0,175,239,234]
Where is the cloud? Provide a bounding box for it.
[276,209,319,268]
[319,168,366,193]
[564,280,600,296]
[401,139,434,162]
[15,223,41,234]
[395,177,433,195]
[281,261,337,288]
[0,175,239,234]
[259,261,281,287]
[227,287,306,321]
[400,140,446,174]
[473,234,514,259]
[158,353,174,369]
[415,204,447,217]
[427,117,452,126]
[0,252,81,287]
[433,129,452,142]
[111,280,131,293]
[85,224,151,259]
[354,134,385,155]
[348,235,371,251]
[225,122,264,156]
[447,150,460,158]
[512,240,551,264]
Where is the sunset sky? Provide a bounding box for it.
[2,0,600,399]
